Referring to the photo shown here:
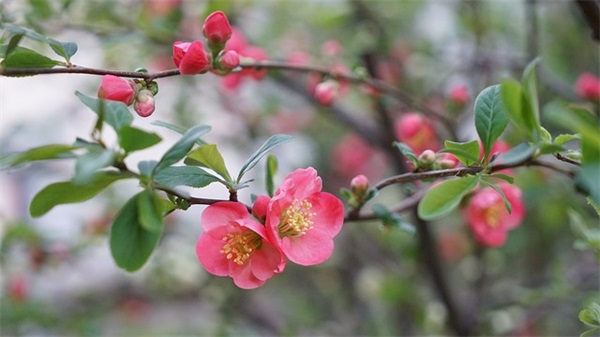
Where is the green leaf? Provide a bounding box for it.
[185,144,231,181]
[1,45,62,69]
[30,172,130,217]
[151,120,206,146]
[581,328,600,337]
[490,142,536,168]
[153,124,211,174]
[74,147,115,184]
[500,79,538,139]
[5,33,25,58]
[393,142,418,164]
[538,143,566,155]
[576,163,600,205]
[521,57,542,125]
[237,134,292,182]
[475,84,509,163]
[579,303,600,327]
[137,189,163,232]
[0,144,78,169]
[482,173,515,184]
[442,140,481,166]
[266,154,278,197]
[138,160,157,177]
[2,23,48,43]
[372,203,415,233]
[75,91,133,132]
[480,179,512,213]
[47,38,78,61]
[417,175,480,220]
[554,133,580,146]
[154,166,220,189]
[118,126,162,153]
[110,192,163,272]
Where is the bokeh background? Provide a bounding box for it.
[1,0,598,336]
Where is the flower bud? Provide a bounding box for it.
[449,84,469,106]
[202,11,233,50]
[575,73,600,101]
[418,149,437,165]
[351,174,369,195]
[97,75,136,105]
[394,112,440,156]
[134,89,155,117]
[172,40,212,75]
[217,50,240,70]
[314,80,338,106]
[146,81,159,96]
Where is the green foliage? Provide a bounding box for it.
[417,175,480,220]
[2,23,78,62]
[153,166,220,189]
[500,79,538,140]
[490,142,536,168]
[151,120,206,146]
[442,140,480,166]
[1,45,62,69]
[237,134,292,183]
[266,154,278,197]
[73,146,115,183]
[579,302,600,337]
[480,178,512,213]
[30,172,131,217]
[475,84,509,163]
[0,144,78,168]
[109,192,163,272]
[137,189,164,232]
[152,124,211,174]
[118,126,162,153]
[76,91,133,132]
[185,144,231,181]
[393,142,418,166]
[372,204,415,233]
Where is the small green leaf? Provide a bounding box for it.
[237,134,292,182]
[521,57,542,124]
[579,303,600,327]
[266,154,278,197]
[442,140,481,166]
[1,45,62,69]
[475,85,509,163]
[153,124,211,174]
[151,120,206,146]
[372,203,415,233]
[30,172,130,217]
[418,175,479,220]
[576,163,600,205]
[154,166,220,189]
[185,144,231,181]
[554,133,580,146]
[118,126,162,153]
[110,192,163,272]
[137,189,163,232]
[1,23,48,43]
[0,144,78,169]
[5,33,25,58]
[393,142,418,164]
[480,179,512,213]
[74,147,115,184]
[490,142,536,168]
[75,91,133,132]
[47,38,78,61]
[500,79,538,139]
[538,143,566,155]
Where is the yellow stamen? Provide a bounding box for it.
[278,199,316,238]
[484,204,505,228]
[220,230,262,265]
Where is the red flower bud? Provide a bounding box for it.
[217,50,240,70]
[449,84,469,105]
[172,40,212,75]
[314,81,338,106]
[134,89,155,117]
[575,73,600,101]
[202,11,233,47]
[97,75,136,105]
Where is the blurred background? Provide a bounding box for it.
[1,0,598,336]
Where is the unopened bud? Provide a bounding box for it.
[97,75,136,105]
[134,89,156,117]
[351,174,369,195]
[418,150,436,165]
[202,11,232,51]
[314,80,338,106]
[217,50,240,70]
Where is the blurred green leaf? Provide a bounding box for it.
[475,84,509,163]
[266,154,278,197]
[393,142,418,165]
[0,144,78,169]
[576,163,600,205]
[5,33,24,58]
[74,146,115,183]
[154,166,220,189]
[554,133,580,146]
[30,172,130,217]
[138,160,158,177]
[579,303,600,327]
[442,140,481,166]
[137,189,163,232]
[482,173,515,184]
[75,91,133,132]
[417,175,479,220]
[501,79,538,140]
[490,142,536,168]
[480,179,512,213]
[185,144,231,181]
[1,23,48,42]
[372,203,415,233]
[521,57,541,124]
[1,45,62,69]
[538,143,566,155]
[151,120,206,146]
[153,124,211,174]
[237,134,292,183]
[110,192,163,272]
[118,126,162,153]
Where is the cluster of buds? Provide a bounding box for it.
[416,150,458,171]
[97,75,158,117]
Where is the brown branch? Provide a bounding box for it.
[374,167,484,191]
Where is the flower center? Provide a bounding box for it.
[278,199,315,238]
[220,230,262,265]
[483,203,505,228]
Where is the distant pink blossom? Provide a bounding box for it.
[394,112,440,155]
[449,84,469,105]
[196,202,285,289]
[331,133,385,180]
[314,80,338,106]
[575,73,600,100]
[265,167,344,266]
[172,40,211,75]
[220,28,269,90]
[465,183,525,247]
[321,39,342,56]
[97,75,136,105]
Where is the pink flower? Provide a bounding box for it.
[196,202,285,289]
[314,80,338,106]
[202,11,232,47]
[97,75,136,105]
[575,73,600,101]
[172,41,212,75]
[449,84,469,105]
[321,39,342,56]
[134,89,155,117]
[265,167,344,266]
[331,133,386,180]
[394,112,440,155]
[465,183,525,247]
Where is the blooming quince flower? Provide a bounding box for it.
[394,112,440,156]
[172,40,212,75]
[464,183,525,247]
[202,11,233,48]
[575,73,600,101]
[97,75,136,105]
[196,202,286,289]
[265,167,344,266]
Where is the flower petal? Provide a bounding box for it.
[307,192,344,237]
[196,227,230,276]
[201,202,251,231]
[281,227,334,266]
